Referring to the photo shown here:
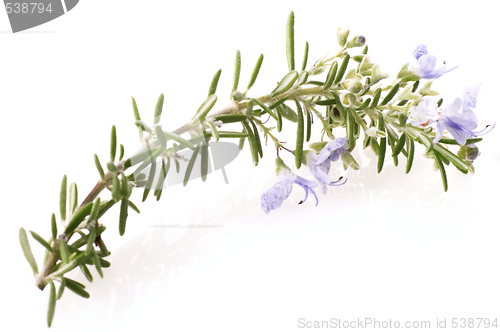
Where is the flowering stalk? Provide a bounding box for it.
[18,11,492,327]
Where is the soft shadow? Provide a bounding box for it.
[0,30,56,34]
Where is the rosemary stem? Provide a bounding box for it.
[35,85,327,291]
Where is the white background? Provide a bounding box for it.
[1,1,499,331]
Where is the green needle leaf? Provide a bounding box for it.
[119,144,125,161]
[142,159,157,202]
[110,125,117,162]
[19,228,38,276]
[277,106,283,132]
[377,112,386,173]
[246,99,254,117]
[371,137,380,156]
[238,135,246,150]
[135,120,152,134]
[371,88,382,108]
[405,137,415,174]
[94,155,105,181]
[51,214,57,240]
[111,174,121,201]
[297,70,309,86]
[268,96,289,110]
[438,137,482,145]
[132,97,143,141]
[434,143,469,174]
[346,110,356,150]
[214,114,247,123]
[295,100,304,169]
[323,61,338,89]
[393,132,407,157]
[432,150,448,191]
[68,183,78,215]
[315,99,337,106]
[163,131,196,150]
[247,54,264,91]
[206,121,220,142]
[201,143,209,182]
[381,83,400,105]
[60,175,67,221]
[250,120,263,158]
[119,198,129,236]
[128,200,140,214]
[356,98,371,111]
[64,202,93,236]
[59,241,70,264]
[334,54,350,84]
[121,174,129,197]
[155,126,167,149]
[192,94,217,122]
[29,231,54,253]
[218,131,248,138]
[277,103,298,122]
[132,97,141,121]
[47,281,56,327]
[305,107,312,142]
[92,250,103,278]
[64,278,90,298]
[89,197,100,223]
[241,120,259,166]
[301,41,309,71]
[183,145,201,186]
[208,69,222,96]
[154,158,169,198]
[57,278,66,300]
[85,227,96,256]
[252,99,277,121]
[99,258,111,268]
[80,263,93,282]
[272,70,298,96]
[286,11,295,71]
[154,93,165,124]
[232,50,241,94]
[341,151,360,170]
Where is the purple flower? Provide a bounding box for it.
[412,44,457,79]
[409,85,494,145]
[260,170,318,214]
[412,44,428,60]
[309,138,349,194]
[409,98,439,127]
[315,138,349,164]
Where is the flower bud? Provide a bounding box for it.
[397,62,420,82]
[347,80,363,94]
[337,28,350,47]
[309,58,327,75]
[418,81,439,96]
[106,161,116,172]
[275,156,292,177]
[458,145,480,161]
[370,65,389,84]
[346,35,366,48]
[399,113,408,126]
[309,141,328,153]
[231,91,244,101]
[341,151,360,170]
[365,127,386,138]
[358,55,373,73]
